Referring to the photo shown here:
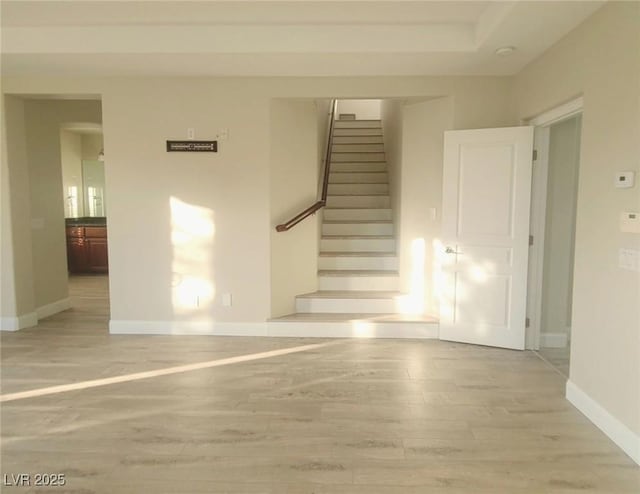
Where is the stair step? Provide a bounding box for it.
[321,236,395,253]
[294,290,405,316]
[332,152,385,162]
[294,298,399,314]
[319,269,398,276]
[318,272,399,291]
[333,128,383,137]
[331,162,387,173]
[326,195,390,208]
[332,135,384,144]
[323,208,392,221]
[318,253,398,271]
[319,251,396,256]
[332,143,385,153]
[334,120,382,129]
[322,221,393,236]
[329,172,387,184]
[327,183,389,196]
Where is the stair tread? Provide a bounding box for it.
[297,290,404,299]
[327,194,389,197]
[319,251,396,257]
[327,192,389,196]
[324,207,391,210]
[323,220,392,224]
[319,270,399,277]
[270,313,438,323]
[322,235,394,239]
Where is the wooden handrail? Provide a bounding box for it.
[276,99,337,232]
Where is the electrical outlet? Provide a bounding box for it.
[187,128,195,140]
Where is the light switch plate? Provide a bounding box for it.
[222,293,232,307]
[615,171,635,188]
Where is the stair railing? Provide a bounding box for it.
[276,99,338,232]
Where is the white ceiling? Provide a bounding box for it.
[1,1,606,77]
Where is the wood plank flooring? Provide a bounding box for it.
[1,275,638,493]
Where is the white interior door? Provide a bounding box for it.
[440,127,534,350]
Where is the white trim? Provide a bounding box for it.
[566,380,640,465]
[526,126,550,350]
[0,312,38,331]
[36,297,72,320]
[539,332,568,348]
[109,319,439,339]
[527,97,584,127]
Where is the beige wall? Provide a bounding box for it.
[541,116,581,340]
[380,99,403,236]
[60,130,84,217]
[1,96,35,324]
[23,100,102,309]
[101,80,271,323]
[270,100,319,317]
[336,99,381,120]
[398,97,454,315]
[515,1,640,435]
[81,133,104,161]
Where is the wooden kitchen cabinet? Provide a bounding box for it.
[66,225,108,273]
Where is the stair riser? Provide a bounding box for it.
[332,143,385,153]
[318,256,398,271]
[332,136,384,144]
[334,120,382,129]
[324,209,392,221]
[321,238,395,252]
[331,163,387,173]
[332,152,385,162]
[333,128,383,137]
[329,172,387,184]
[326,195,390,208]
[322,223,393,236]
[327,183,389,195]
[295,297,397,314]
[319,276,399,291]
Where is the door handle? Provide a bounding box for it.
[445,246,462,254]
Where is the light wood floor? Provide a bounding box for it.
[537,346,571,378]
[1,276,638,493]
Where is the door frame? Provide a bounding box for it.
[524,96,583,350]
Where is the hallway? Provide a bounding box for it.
[1,282,637,492]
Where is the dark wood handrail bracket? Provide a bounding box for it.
[276,99,337,232]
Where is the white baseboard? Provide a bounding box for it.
[540,332,568,348]
[36,297,72,320]
[0,312,38,331]
[109,320,269,336]
[109,319,439,339]
[566,380,640,465]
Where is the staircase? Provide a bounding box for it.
[269,118,438,338]
[297,118,402,313]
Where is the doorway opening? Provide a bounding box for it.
[59,119,110,326]
[527,99,583,376]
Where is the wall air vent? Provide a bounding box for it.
[166,140,217,152]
